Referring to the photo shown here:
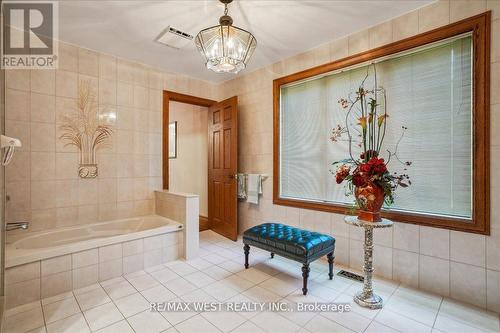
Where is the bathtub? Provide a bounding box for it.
[6,215,183,268]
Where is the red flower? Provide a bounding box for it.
[335,165,350,184]
[352,173,366,187]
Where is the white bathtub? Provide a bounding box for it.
[6,215,183,268]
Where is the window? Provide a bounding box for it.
[273,12,490,234]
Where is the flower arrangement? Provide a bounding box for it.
[332,66,411,221]
[59,80,113,178]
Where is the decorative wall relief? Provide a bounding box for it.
[59,80,113,178]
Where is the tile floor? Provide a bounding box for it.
[4,231,500,333]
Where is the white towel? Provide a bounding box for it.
[237,173,246,199]
[247,174,261,204]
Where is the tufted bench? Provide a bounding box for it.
[243,222,335,295]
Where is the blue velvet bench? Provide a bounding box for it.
[243,222,335,295]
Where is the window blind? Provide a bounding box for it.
[280,35,473,219]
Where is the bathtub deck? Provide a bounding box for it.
[3,230,499,333]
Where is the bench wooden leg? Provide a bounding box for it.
[327,252,334,280]
[244,244,250,269]
[302,263,310,295]
[270,252,274,259]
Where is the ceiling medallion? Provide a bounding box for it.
[195,0,257,74]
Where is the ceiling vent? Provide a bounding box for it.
[155,26,194,49]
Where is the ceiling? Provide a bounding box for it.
[58,0,434,83]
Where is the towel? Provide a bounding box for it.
[237,173,247,199]
[247,174,261,204]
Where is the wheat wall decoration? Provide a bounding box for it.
[59,80,113,178]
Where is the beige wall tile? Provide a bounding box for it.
[488,0,500,20]
[55,180,79,207]
[486,228,500,270]
[420,226,450,260]
[6,70,30,91]
[30,122,55,152]
[393,223,419,252]
[98,178,117,204]
[123,239,144,256]
[393,10,419,41]
[393,249,419,287]
[99,244,122,262]
[30,209,56,231]
[98,258,122,281]
[117,178,134,202]
[41,271,72,298]
[31,152,55,180]
[450,231,486,267]
[6,262,40,285]
[450,262,486,308]
[31,181,56,210]
[99,54,117,80]
[99,79,117,105]
[419,0,450,32]
[450,0,486,22]
[72,249,98,269]
[31,92,55,123]
[78,48,99,77]
[369,21,393,48]
[419,255,450,296]
[123,254,144,274]
[55,153,78,180]
[348,30,369,55]
[5,279,40,309]
[6,89,29,121]
[6,181,30,213]
[487,269,500,312]
[56,70,78,98]
[78,205,98,224]
[73,264,98,289]
[31,70,55,95]
[41,255,72,276]
[117,82,134,107]
[6,151,30,181]
[78,179,98,205]
[491,19,500,64]
[59,42,78,72]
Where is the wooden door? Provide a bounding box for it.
[208,96,238,241]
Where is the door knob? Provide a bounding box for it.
[228,174,238,180]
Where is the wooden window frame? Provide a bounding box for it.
[273,12,491,235]
[162,91,216,190]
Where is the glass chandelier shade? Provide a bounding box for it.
[195,1,257,74]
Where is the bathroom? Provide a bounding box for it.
[1,1,500,333]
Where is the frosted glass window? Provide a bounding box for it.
[279,34,473,220]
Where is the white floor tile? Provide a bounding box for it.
[259,276,300,297]
[202,253,228,265]
[304,314,355,333]
[202,281,240,301]
[201,311,246,332]
[384,294,438,326]
[141,285,177,303]
[242,286,281,303]
[165,261,198,276]
[114,293,150,318]
[364,321,399,333]
[230,321,266,333]
[95,320,135,333]
[217,260,245,274]
[181,289,217,303]
[164,277,199,296]
[434,313,497,333]
[439,298,500,332]
[127,273,160,291]
[203,265,233,280]
[5,301,41,317]
[160,297,198,326]
[186,258,213,270]
[375,309,432,333]
[45,313,90,333]
[101,279,136,300]
[321,310,371,333]
[43,297,81,324]
[174,314,220,333]
[184,271,216,288]
[75,287,111,311]
[42,292,74,306]
[150,268,179,284]
[220,275,254,293]
[236,268,272,284]
[127,310,171,333]
[83,302,124,331]
[250,312,301,333]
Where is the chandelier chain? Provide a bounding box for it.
[224,3,228,16]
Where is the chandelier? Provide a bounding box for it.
[195,0,257,74]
